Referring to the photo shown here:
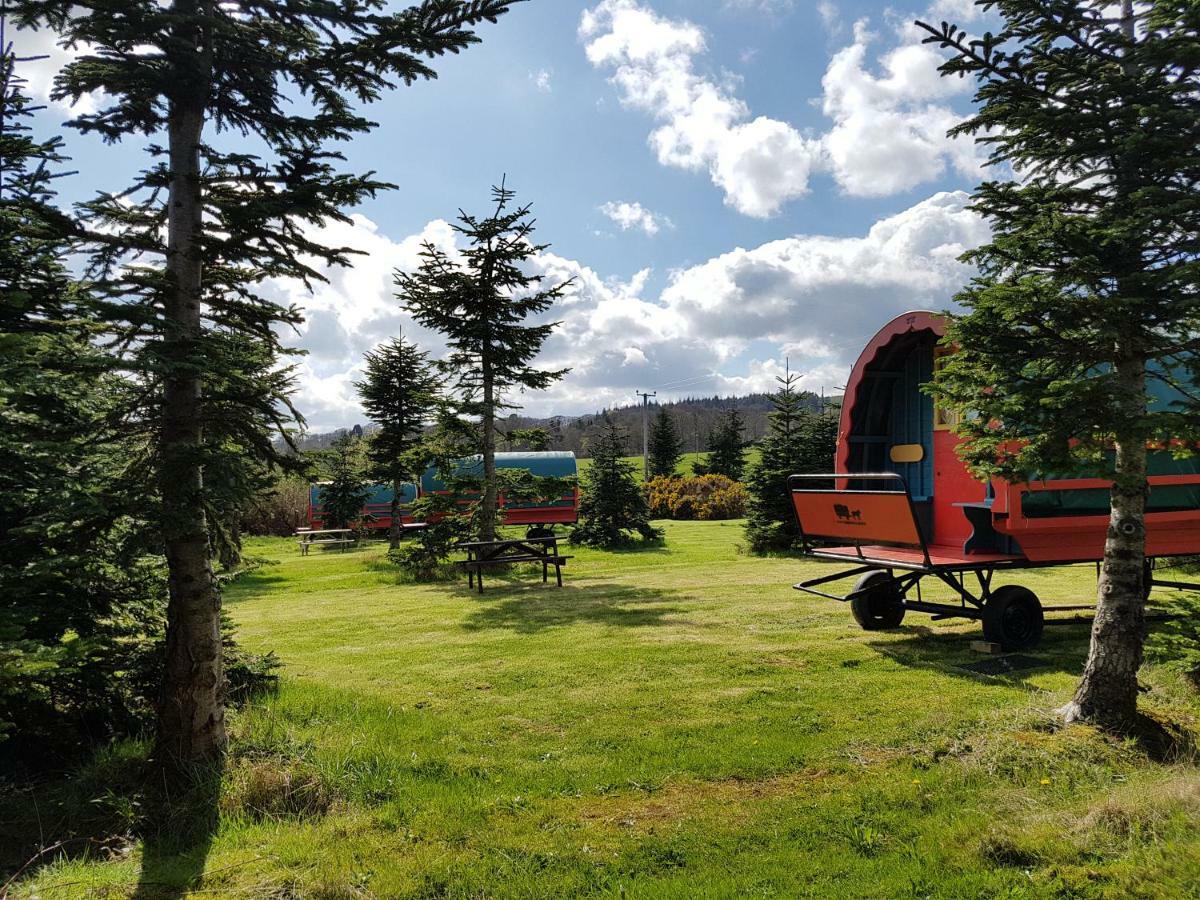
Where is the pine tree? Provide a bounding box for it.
[571,416,660,548]
[321,434,370,530]
[355,336,440,549]
[0,47,166,752]
[647,407,683,478]
[696,408,746,481]
[11,0,519,765]
[918,1,1200,731]
[744,370,838,552]
[399,180,570,541]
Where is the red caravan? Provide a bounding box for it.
[789,311,1200,650]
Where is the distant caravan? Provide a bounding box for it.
[307,451,579,532]
[788,310,1200,651]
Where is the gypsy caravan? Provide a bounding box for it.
[789,311,1200,649]
[308,451,579,532]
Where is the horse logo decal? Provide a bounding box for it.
[833,503,864,524]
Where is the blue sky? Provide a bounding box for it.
[18,0,996,431]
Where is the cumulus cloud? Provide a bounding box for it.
[530,68,552,93]
[580,0,985,215]
[579,0,823,217]
[598,200,672,235]
[9,24,102,116]
[820,20,983,196]
[272,192,986,429]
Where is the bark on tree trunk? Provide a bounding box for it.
[389,479,402,551]
[479,358,497,542]
[1060,357,1149,732]
[156,2,224,766]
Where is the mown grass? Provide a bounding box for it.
[7,520,1200,898]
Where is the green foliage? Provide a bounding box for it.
[918,4,1200,483]
[645,474,747,520]
[320,434,371,529]
[744,370,839,553]
[356,336,440,486]
[240,475,310,537]
[10,0,520,760]
[694,408,746,481]
[571,417,661,548]
[399,179,570,539]
[647,407,683,479]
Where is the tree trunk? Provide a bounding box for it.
[389,479,402,551]
[479,356,498,541]
[156,2,224,766]
[1060,356,1148,732]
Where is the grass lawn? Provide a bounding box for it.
[10,520,1200,898]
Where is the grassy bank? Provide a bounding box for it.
[7,521,1200,897]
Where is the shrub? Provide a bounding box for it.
[644,474,747,520]
[240,476,310,536]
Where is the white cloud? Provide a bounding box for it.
[820,19,983,196]
[273,192,987,429]
[9,25,102,116]
[580,0,823,217]
[530,68,552,93]
[580,0,986,214]
[598,200,672,235]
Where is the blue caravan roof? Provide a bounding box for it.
[420,451,577,492]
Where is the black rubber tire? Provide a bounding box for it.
[982,585,1044,651]
[849,571,906,630]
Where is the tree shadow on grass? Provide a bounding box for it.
[461,581,688,633]
[864,615,1096,690]
[130,759,222,899]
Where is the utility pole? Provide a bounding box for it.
[636,390,656,479]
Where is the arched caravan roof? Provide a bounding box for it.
[835,310,946,475]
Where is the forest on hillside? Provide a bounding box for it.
[294,391,839,456]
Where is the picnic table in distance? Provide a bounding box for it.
[296,528,357,555]
[454,535,573,593]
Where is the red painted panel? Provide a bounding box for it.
[931,430,982,548]
[792,490,923,545]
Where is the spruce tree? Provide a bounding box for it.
[647,407,683,478]
[355,336,440,549]
[745,370,837,552]
[399,180,570,541]
[11,0,519,764]
[321,434,370,530]
[918,0,1200,731]
[571,416,660,548]
[696,408,746,481]
[0,48,166,752]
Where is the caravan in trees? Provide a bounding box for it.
[789,311,1200,650]
[308,451,578,532]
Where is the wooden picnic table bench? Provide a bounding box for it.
[296,528,357,555]
[454,535,573,593]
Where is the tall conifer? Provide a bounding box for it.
[647,407,683,478]
[398,181,570,541]
[919,0,1200,730]
[11,0,519,764]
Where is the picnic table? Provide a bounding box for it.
[296,528,357,555]
[454,535,572,593]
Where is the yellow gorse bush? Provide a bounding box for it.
[644,474,748,521]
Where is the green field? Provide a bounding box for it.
[577,450,760,482]
[11,521,1200,898]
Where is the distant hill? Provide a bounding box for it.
[290,392,840,457]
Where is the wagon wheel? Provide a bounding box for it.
[849,571,906,630]
[982,585,1044,651]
